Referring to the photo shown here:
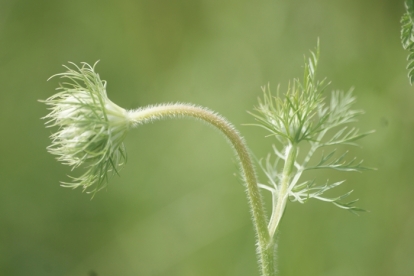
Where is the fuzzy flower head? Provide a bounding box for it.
[42,62,131,193]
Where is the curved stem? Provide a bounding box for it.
[128,103,275,276]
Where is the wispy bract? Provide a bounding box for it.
[250,42,373,221]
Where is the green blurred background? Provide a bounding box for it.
[0,0,412,275]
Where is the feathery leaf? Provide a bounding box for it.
[252,42,372,214]
[401,0,414,84]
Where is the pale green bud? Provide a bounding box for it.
[42,62,131,193]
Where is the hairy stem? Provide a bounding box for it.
[268,143,298,238]
[128,104,275,276]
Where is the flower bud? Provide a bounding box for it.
[42,62,130,193]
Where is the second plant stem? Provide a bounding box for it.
[268,143,298,238]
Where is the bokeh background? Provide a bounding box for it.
[0,0,412,275]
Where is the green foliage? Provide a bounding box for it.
[252,44,373,213]
[401,0,414,84]
[250,42,327,144]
